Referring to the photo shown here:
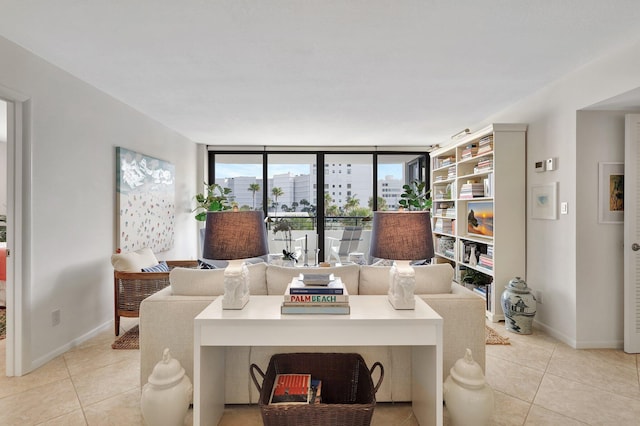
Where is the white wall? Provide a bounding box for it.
[0,36,199,371]
[466,38,640,347]
[576,111,626,347]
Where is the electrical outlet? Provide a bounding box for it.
[535,291,543,304]
[52,309,61,326]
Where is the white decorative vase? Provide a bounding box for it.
[444,348,494,426]
[141,348,192,426]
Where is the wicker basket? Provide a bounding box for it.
[250,353,384,426]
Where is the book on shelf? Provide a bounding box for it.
[280,304,351,315]
[269,374,312,405]
[288,277,345,295]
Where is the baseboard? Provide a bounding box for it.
[30,320,112,373]
[533,319,623,349]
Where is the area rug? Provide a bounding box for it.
[0,308,5,340]
[111,325,139,350]
[485,325,510,345]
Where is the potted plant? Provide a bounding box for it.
[271,218,297,265]
[399,180,432,211]
[193,183,233,221]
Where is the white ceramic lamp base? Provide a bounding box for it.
[388,260,415,310]
[222,260,250,310]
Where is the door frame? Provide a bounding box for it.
[1,83,29,376]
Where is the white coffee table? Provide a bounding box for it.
[193,295,443,426]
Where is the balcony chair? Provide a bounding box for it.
[327,226,363,264]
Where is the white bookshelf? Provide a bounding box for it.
[430,124,526,322]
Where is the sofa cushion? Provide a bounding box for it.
[359,263,454,295]
[170,262,268,296]
[141,261,169,272]
[266,264,360,295]
[110,247,158,272]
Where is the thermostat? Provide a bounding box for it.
[535,161,546,172]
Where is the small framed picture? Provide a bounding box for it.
[531,182,558,220]
[598,162,624,224]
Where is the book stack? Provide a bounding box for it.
[447,166,456,179]
[477,135,493,155]
[459,182,485,199]
[460,143,478,160]
[269,373,323,405]
[433,218,453,234]
[281,274,350,314]
[437,156,455,168]
[474,157,493,173]
[478,246,494,270]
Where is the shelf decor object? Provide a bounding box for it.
[202,210,268,309]
[369,211,434,309]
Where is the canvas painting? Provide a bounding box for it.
[467,201,494,237]
[116,147,175,252]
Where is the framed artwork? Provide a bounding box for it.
[116,147,175,253]
[598,162,624,224]
[531,182,558,220]
[466,200,494,237]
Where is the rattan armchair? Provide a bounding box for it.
[113,260,198,335]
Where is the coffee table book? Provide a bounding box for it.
[284,280,349,303]
[269,373,312,405]
[280,304,351,315]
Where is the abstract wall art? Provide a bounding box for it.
[116,147,175,253]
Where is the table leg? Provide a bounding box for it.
[412,344,443,425]
[194,345,225,426]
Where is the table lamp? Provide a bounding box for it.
[202,210,268,309]
[369,211,434,309]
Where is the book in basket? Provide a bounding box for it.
[288,277,345,295]
[269,373,312,405]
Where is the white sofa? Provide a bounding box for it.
[139,262,486,403]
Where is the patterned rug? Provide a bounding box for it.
[485,325,510,345]
[111,325,139,350]
[0,308,5,340]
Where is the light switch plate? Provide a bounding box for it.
[535,160,546,172]
[546,158,556,171]
[561,202,568,215]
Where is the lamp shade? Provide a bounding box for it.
[202,210,268,260]
[369,211,434,261]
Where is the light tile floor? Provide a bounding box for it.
[1,318,639,425]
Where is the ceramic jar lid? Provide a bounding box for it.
[506,276,529,294]
[148,348,186,388]
[449,349,486,389]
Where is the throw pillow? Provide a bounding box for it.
[141,261,169,273]
[359,263,454,295]
[198,259,217,269]
[170,262,268,296]
[110,247,159,272]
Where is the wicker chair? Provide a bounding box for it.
[113,260,198,335]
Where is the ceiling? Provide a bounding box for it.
[1,1,640,147]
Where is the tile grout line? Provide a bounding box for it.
[62,351,90,425]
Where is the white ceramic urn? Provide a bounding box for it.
[141,348,192,426]
[443,348,494,426]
